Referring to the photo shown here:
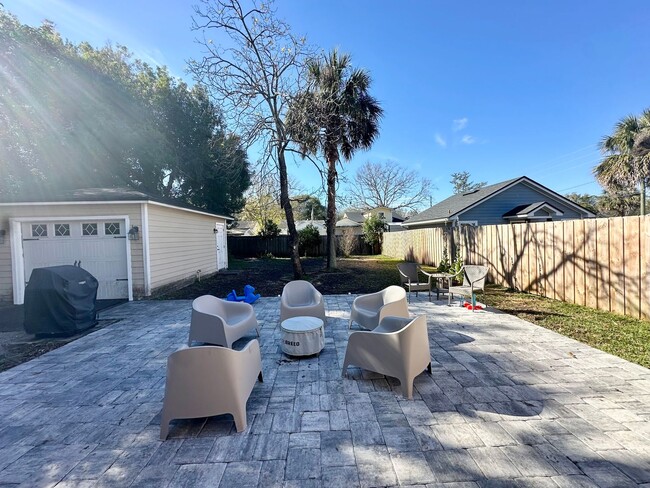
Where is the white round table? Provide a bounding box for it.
[280,316,324,356]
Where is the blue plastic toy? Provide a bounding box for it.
[226,289,244,302]
[226,285,260,304]
[243,284,261,304]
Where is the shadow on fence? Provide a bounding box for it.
[383,216,649,320]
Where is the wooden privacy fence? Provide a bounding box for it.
[383,216,650,320]
[228,235,372,258]
[382,227,449,267]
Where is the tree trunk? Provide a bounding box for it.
[326,157,338,270]
[641,178,647,216]
[277,148,303,278]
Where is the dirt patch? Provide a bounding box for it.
[157,256,405,300]
[0,319,120,373]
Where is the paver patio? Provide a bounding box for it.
[1,296,649,487]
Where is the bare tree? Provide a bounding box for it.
[239,169,283,230]
[346,161,432,212]
[189,0,308,277]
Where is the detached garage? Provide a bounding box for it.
[0,188,231,304]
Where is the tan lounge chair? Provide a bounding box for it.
[189,295,259,348]
[348,285,409,330]
[342,315,432,399]
[160,340,263,440]
[448,265,488,310]
[397,262,433,302]
[280,280,326,323]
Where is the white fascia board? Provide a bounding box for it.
[147,201,232,221]
[0,200,233,221]
[402,218,450,228]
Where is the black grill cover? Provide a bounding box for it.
[24,265,99,336]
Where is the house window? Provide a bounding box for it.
[82,223,98,236]
[104,222,121,235]
[31,224,47,237]
[54,223,70,237]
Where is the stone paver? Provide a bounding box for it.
[1,296,650,486]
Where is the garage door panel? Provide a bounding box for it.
[22,221,129,300]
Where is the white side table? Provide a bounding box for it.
[280,316,324,356]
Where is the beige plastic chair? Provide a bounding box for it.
[397,262,433,302]
[342,315,432,399]
[280,280,326,323]
[160,339,263,440]
[189,295,259,348]
[448,265,488,310]
[348,285,409,330]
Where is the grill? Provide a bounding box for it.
[24,265,99,336]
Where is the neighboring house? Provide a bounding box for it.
[335,206,401,235]
[0,188,231,304]
[228,220,257,236]
[403,176,595,230]
[279,220,327,236]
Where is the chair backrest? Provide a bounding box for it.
[193,294,226,317]
[463,265,488,290]
[397,263,419,284]
[282,280,319,306]
[381,285,407,304]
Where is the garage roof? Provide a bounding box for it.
[0,187,232,220]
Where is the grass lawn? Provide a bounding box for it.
[482,285,650,369]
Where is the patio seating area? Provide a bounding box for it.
[1,296,649,486]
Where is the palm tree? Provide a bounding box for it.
[594,109,650,215]
[288,50,383,269]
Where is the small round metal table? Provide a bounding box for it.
[280,316,324,356]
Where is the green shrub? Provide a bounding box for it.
[258,219,280,238]
[298,224,321,257]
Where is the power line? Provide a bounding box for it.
[559,181,597,192]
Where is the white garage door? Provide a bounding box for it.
[22,220,129,299]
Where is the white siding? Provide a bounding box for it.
[0,203,144,302]
[147,203,225,291]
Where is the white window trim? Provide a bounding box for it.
[9,215,133,305]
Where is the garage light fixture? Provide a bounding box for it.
[128,226,139,241]
[0,229,5,245]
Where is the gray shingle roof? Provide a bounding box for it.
[343,211,364,223]
[0,187,232,219]
[405,177,521,224]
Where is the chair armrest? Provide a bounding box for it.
[374,315,411,334]
[377,299,409,324]
[353,290,383,309]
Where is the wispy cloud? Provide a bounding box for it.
[453,117,468,132]
[461,135,476,145]
[434,133,447,148]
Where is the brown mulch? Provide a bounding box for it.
[157,256,405,300]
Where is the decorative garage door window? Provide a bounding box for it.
[82,223,98,236]
[104,222,121,235]
[54,223,70,237]
[31,224,47,237]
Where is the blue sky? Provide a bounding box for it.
[7,0,650,205]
